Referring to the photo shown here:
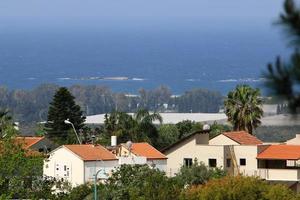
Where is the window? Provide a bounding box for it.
[184,158,193,167]
[208,159,217,167]
[240,158,246,166]
[226,159,231,168]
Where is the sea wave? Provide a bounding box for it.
[218,78,266,83]
[185,79,201,82]
[57,76,146,81]
[27,77,37,80]
[58,77,72,80]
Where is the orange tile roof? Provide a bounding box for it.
[15,136,45,149]
[128,143,167,160]
[223,131,262,145]
[64,144,117,161]
[257,145,300,160]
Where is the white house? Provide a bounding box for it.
[116,142,168,172]
[257,144,300,192]
[43,144,118,186]
[163,131,263,177]
[44,140,168,187]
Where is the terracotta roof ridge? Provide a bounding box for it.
[16,136,45,148]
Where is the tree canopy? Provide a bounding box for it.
[45,87,86,144]
[224,85,263,134]
[101,109,162,146]
[265,0,300,113]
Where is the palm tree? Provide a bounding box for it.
[133,109,162,143]
[103,109,162,145]
[224,85,263,134]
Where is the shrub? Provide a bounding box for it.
[180,176,299,200]
[175,160,226,186]
[102,164,182,200]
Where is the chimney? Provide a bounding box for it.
[111,136,117,146]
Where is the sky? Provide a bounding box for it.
[0,0,284,30]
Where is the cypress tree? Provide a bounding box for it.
[45,87,86,144]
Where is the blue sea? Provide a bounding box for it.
[0,21,289,95]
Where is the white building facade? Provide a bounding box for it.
[44,145,118,186]
[163,131,263,177]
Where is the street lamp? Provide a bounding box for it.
[94,169,103,200]
[64,119,82,144]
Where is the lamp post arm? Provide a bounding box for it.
[94,169,103,200]
[70,122,82,145]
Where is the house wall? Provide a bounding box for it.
[118,156,147,165]
[118,145,131,157]
[43,147,84,186]
[118,145,167,172]
[286,134,300,145]
[147,159,167,172]
[231,145,259,176]
[164,135,225,176]
[209,134,239,145]
[84,160,119,183]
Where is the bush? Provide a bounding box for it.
[175,160,226,186]
[180,176,299,200]
[101,164,182,200]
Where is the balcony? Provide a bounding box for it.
[258,168,300,181]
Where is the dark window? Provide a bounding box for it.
[38,148,43,152]
[209,159,217,167]
[226,159,231,167]
[184,158,193,167]
[240,159,246,166]
[64,165,67,171]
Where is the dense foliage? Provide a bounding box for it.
[0,84,223,123]
[0,116,48,198]
[99,115,230,150]
[175,161,226,186]
[180,176,299,200]
[224,85,263,134]
[45,87,86,144]
[97,165,182,200]
[265,0,300,113]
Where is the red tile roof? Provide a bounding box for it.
[16,136,45,149]
[223,131,262,145]
[128,143,167,160]
[64,144,117,161]
[257,145,300,160]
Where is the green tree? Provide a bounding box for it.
[133,108,162,144]
[180,176,299,200]
[224,85,263,134]
[175,160,226,186]
[102,164,181,200]
[45,87,86,144]
[0,124,51,199]
[157,124,180,149]
[265,0,300,113]
[209,122,232,139]
[102,109,162,146]
[176,120,203,139]
[103,111,137,143]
